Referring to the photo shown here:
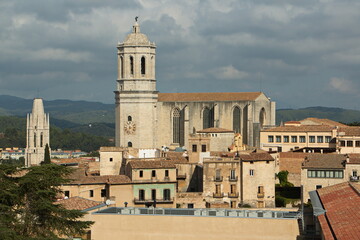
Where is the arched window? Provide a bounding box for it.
[172,108,185,146]
[203,107,214,129]
[141,56,146,75]
[130,56,134,75]
[243,105,248,144]
[40,132,43,147]
[173,108,180,144]
[128,142,133,147]
[120,56,124,78]
[259,108,266,128]
[128,116,132,122]
[34,133,36,147]
[233,106,241,133]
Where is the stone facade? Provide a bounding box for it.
[115,21,276,150]
[25,98,50,167]
[202,151,276,208]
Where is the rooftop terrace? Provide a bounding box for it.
[93,207,300,219]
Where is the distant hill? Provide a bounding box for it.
[276,106,360,125]
[0,95,114,124]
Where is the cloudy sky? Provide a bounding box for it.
[1,0,360,110]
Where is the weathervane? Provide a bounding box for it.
[135,16,138,22]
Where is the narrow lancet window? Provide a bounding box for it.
[130,56,134,75]
[141,56,146,75]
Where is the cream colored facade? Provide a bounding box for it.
[61,183,108,202]
[260,121,337,152]
[115,21,276,150]
[241,157,276,208]
[301,154,360,202]
[336,127,360,154]
[89,212,300,240]
[25,98,50,166]
[99,147,126,175]
[203,157,241,208]
[202,151,275,208]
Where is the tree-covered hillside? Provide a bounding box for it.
[0,116,113,152]
[276,106,360,125]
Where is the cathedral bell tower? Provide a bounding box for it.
[115,19,158,148]
[25,98,50,167]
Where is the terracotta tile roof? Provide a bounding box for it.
[128,160,176,169]
[317,214,335,240]
[100,146,126,152]
[347,154,360,164]
[56,196,104,211]
[262,125,335,132]
[279,152,310,159]
[302,154,346,169]
[164,152,189,163]
[300,118,346,127]
[239,152,274,161]
[67,174,131,185]
[338,127,360,136]
[317,182,360,240]
[210,151,236,158]
[197,127,234,133]
[158,92,262,102]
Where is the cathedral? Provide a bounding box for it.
[115,21,276,150]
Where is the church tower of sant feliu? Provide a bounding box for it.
[115,20,158,148]
[25,98,50,166]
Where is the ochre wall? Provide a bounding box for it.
[90,214,299,240]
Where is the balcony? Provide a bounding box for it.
[213,192,224,198]
[213,176,223,182]
[350,176,360,182]
[134,198,174,204]
[257,193,265,199]
[228,192,239,198]
[228,176,238,182]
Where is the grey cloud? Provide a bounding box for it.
[0,0,360,111]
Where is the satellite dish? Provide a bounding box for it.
[105,199,115,205]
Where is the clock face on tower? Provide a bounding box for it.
[124,121,136,134]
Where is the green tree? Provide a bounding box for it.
[0,164,93,239]
[276,170,294,187]
[43,144,51,164]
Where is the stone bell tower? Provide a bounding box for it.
[115,19,158,148]
[25,98,50,167]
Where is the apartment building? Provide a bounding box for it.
[125,160,177,208]
[203,150,275,208]
[301,154,360,202]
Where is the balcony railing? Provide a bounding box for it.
[213,192,224,198]
[228,176,238,182]
[350,176,360,182]
[257,193,265,198]
[134,198,174,204]
[213,176,223,182]
[228,192,239,198]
